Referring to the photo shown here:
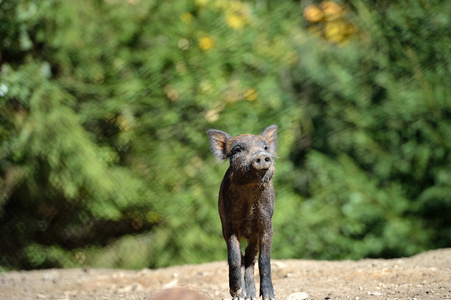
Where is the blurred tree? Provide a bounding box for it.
[0,0,160,269]
[0,0,450,270]
[289,0,451,258]
[0,0,302,269]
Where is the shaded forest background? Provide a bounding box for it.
[0,0,450,270]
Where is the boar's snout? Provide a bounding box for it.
[252,151,272,170]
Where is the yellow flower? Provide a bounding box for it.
[245,89,258,101]
[198,36,215,51]
[205,109,220,123]
[226,14,245,30]
[319,1,342,20]
[303,4,324,23]
[180,12,194,24]
[324,20,346,43]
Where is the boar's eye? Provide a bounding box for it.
[232,146,243,155]
[264,146,268,151]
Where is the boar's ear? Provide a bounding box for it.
[260,124,278,152]
[207,129,231,161]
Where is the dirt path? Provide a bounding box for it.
[1,248,450,300]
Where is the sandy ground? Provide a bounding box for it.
[1,248,450,300]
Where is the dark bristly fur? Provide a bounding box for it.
[207,125,278,300]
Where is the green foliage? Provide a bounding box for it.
[0,0,450,270]
[288,0,451,258]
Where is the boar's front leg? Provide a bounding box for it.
[259,228,275,300]
[243,237,258,299]
[227,234,242,299]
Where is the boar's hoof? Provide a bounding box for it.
[231,288,242,300]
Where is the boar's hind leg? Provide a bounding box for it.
[227,235,242,299]
[243,238,258,299]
